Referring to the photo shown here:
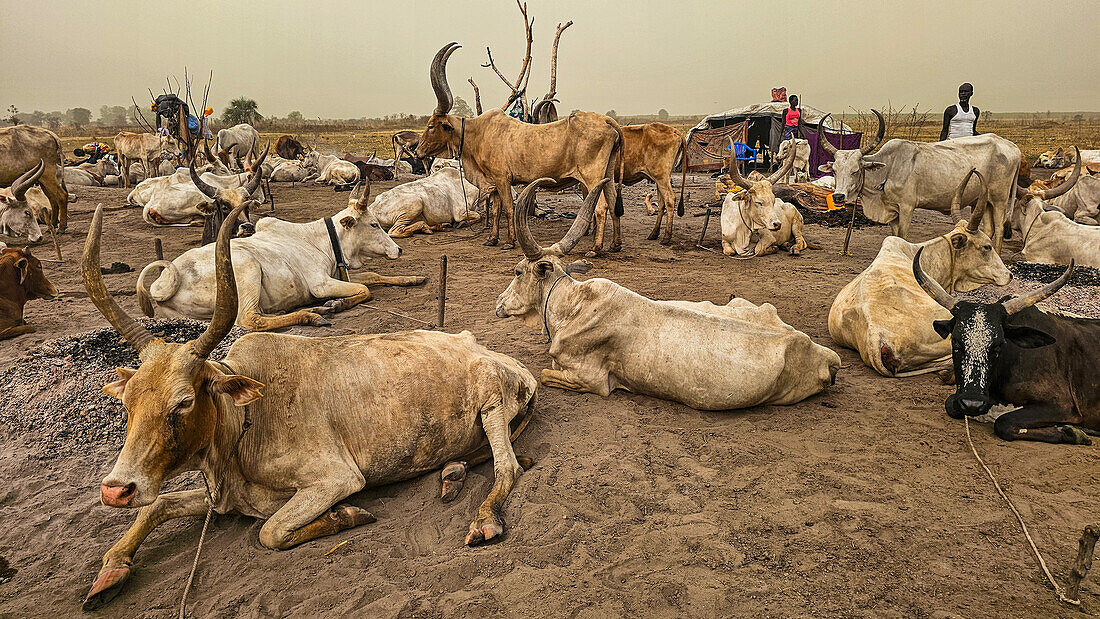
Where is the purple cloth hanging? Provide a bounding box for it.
[803,127,863,178]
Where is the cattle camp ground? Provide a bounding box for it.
[5,6,1100,619]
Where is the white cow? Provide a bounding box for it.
[1013,162,1100,266]
[216,123,261,170]
[303,151,360,185]
[368,167,483,237]
[136,183,426,331]
[776,138,810,182]
[64,158,120,186]
[131,169,265,226]
[0,162,46,242]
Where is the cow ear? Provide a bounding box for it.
[948,233,967,250]
[932,319,954,340]
[817,163,833,173]
[1004,324,1056,349]
[339,216,357,229]
[209,373,265,406]
[15,257,28,284]
[534,260,555,278]
[103,367,138,399]
[564,260,591,275]
[863,161,886,170]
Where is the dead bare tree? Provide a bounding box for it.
[468,78,483,115]
[483,0,534,117]
[531,20,572,124]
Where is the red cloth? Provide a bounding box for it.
[785,108,801,127]
[771,87,787,102]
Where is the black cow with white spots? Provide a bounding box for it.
[913,248,1100,445]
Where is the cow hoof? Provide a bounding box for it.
[646,231,659,241]
[333,504,376,527]
[501,243,515,251]
[609,243,622,253]
[83,565,131,610]
[323,299,345,313]
[660,238,673,247]
[1059,426,1092,445]
[483,238,499,247]
[516,456,535,470]
[309,314,333,327]
[465,517,504,546]
[440,461,467,503]
[789,248,801,256]
[584,250,601,258]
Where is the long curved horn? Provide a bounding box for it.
[191,202,249,358]
[554,178,611,256]
[726,138,753,191]
[82,204,155,354]
[1002,261,1074,315]
[190,157,219,198]
[1038,147,1081,200]
[352,180,371,212]
[244,143,270,195]
[430,42,460,115]
[514,179,551,261]
[766,146,796,185]
[950,167,978,220]
[11,160,45,201]
[816,114,838,156]
[966,169,989,233]
[911,246,957,311]
[860,109,886,155]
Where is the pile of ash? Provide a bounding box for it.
[1008,261,1100,287]
[0,319,244,460]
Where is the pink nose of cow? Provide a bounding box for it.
[100,482,136,507]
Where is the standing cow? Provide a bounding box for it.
[216,123,261,171]
[619,123,688,245]
[114,132,177,189]
[275,134,306,160]
[0,125,68,231]
[775,137,810,182]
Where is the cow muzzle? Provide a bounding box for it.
[945,393,991,419]
[100,481,137,507]
[832,192,847,204]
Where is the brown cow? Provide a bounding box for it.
[416,43,623,256]
[114,131,175,189]
[0,125,68,232]
[275,134,306,160]
[81,204,538,610]
[0,245,57,340]
[392,130,431,174]
[620,123,687,245]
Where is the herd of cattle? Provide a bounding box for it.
[1,41,1099,610]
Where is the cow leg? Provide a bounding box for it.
[501,186,517,250]
[0,324,36,340]
[895,205,915,240]
[656,178,676,245]
[83,489,209,610]
[39,170,69,232]
[539,367,610,396]
[310,279,373,313]
[992,405,1092,445]
[465,379,524,545]
[755,232,779,256]
[484,191,502,246]
[234,263,331,330]
[357,271,428,287]
[587,197,608,257]
[258,471,372,550]
[388,219,433,238]
[648,206,664,241]
[788,216,809,255]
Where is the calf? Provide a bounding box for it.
[0,245,57,339]
[776,137,810,182]
[114,132,175,188]
[914,253,1100,444]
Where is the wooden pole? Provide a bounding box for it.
[1065,524,1099,603]
[154,237,164,261]
[841,203,857,255]
[697,208,711,247]
[437,254,448,330]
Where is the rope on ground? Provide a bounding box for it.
[360,304,433,327]
[964,417,1081,606]
[179,487,215,619]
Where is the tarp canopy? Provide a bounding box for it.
[686,102,857,173]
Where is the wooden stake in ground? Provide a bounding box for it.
[697,207,711,247]
[841,203,857,255]
[154,237,164,261]
[437,254,448,330]
[1065,524,1099,604]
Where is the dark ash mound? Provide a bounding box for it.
[1008,261,1100,287]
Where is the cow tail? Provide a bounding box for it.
[613,123,625,218]
[136,260,177,317]
[677,133,688,217]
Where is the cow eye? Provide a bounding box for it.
[983,245,992,252]
[515,269,523,277]
[370,222,379,228]
[173,397,194,412]
[25,210,32,216]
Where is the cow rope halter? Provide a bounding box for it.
[457,117,470,220]
[543,273,569,343]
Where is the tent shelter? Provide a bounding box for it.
[685,102,858,174]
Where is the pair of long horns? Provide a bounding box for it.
[10,160,45,201]
[514,177,611,261]
[726,137,795,190]
[191,143,269,198]
[82,200,246,359]
[1016,147,1082,202]
[951,168,990,233]
[912,245,1074,314]
[815,110,885,157]
[431,43,461,116]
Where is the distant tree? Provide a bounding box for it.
[658,108,669,121]
[26,110,46,126]
[67,107,92,129]
[286,110,304,124]
[98,105,128,126]
[452,97,474,118]
[44,111,64,130]
[6,105,20,125]
[222,97,262,126]
[605,109,618,120]
[128,104,154,127]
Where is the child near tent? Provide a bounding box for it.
[784,95,801,140]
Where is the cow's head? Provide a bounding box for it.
[1012,150,1082,231]
[914,248,1071,418]
[495,178,607,326]
[933,169,1012,293]
[724,142,796,232]
[0,161,45,243]
[191,143,268,216]
[417,43,463,159]
[813,111,886,205]
[200,141,232,175]
[776,138,807,162]
[340,181,402,262]
[302,149,322,171]
[84,203,263,508]
[1,245,57,300]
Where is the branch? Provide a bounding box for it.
[482,47,518,93]
[545,20,572,101]
[481,0,534,110]
[468,78,483,115]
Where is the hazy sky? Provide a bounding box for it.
[2,0,1097,120]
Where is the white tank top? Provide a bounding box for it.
[948,103,976,139]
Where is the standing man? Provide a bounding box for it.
[940,83,980,140]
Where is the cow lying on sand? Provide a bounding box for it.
[1011,156,1100,267]
[913,253,1100,445]
[495,178,841,410]
[137,180,426,331]
[719,150,812,257]
[829,170,1011,377]
[0,245,56,340]
[369,167,484,237]
[82,205,538,609]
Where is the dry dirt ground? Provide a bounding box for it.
[1,173,1097,618]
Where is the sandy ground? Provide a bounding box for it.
[0,174,1097,618]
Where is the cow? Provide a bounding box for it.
[216,123,261,171]
[719,150,806,257]
[303,151,361,185]
[417,43,623,256]
[1036,147,1100,169]
[0,125,68,232]
[829,170,1012,377]
[913,253,1099,444]
[275,134,306,160]
[64,157,120,187]
[0,245,56,340]
[494,178,841,409]
[619,123,688,245]
[814,111,1021,251]
[113,131,176,189]
[129,152,267,227]
[393,129,432,175]
[1,162,47,242]
[136,176,425,331]
[1012,159,1100,267]
[343,153,396,181]
[368,167,484,237]
[267,157,309,182]
[80,204,538,610]
[775,137,810,182]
